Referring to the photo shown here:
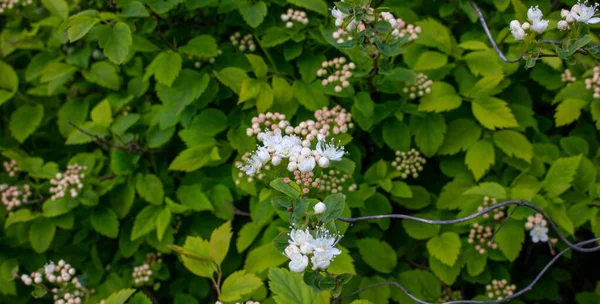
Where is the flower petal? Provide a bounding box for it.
[589,17,600,23]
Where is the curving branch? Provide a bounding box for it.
[338,200,600,253]
[334,237,599,304]
[67,121,159,154]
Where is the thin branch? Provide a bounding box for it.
[151,12,177,51]
[234,207,251,217]
[489,204,518,243]
[335,237,600,304]
[68,121,158,154]
[337,200,600,253]
[143,287,159,304]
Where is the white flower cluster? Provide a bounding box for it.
[0,0,33,14]
[3,159,20,177]
[319,169,357,194]
[281,8,309,28]
[230,32,256,52]
[1,184,32,213]
[393,149,426,179]
[486,279,516,300]
[468,222,498,254]
[190,49,223,68]
[509,6,549,40]
[585,66,600,98]
[330,6,420,44]
[477,196,506,220]
[284,226,342,273]
[524,213,550,243]
[561,68,577,83]
[316,57,356,92]
[561,1,600,29]
[403,73,433,99]
[20,260,91,304]
[49,164,86,200]
[132,252,162,285]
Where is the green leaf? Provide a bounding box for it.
[180,35,219,57]
[464,248,487,276]
[471,96,518,130]
[220,270,263,302]
[109,182,136,219]
[214,67,249,94]
[410,113,446,157]
[4,209,40,228]
[354,92,375,118]
[493,130,533,162]
[156,207,172,242]
[262,27,291,47]
[176,185,214,211]
[285,0,327,14]
[180,236,213,278]
[98,22,132,65]
[136,173,164,205]
[320,193,345,222]
[65,121,108,145]
[90,99,112,127]
[29,220,56,253]
[9,104,44,143]
[428,256,461,285]
[239,1,267,28]
[90,207,119,238]
[209,221,232,265]
[402,213,440,240]
[270,178,301,198]
[268,268,314,304]
[390,181,412,198]
[494,219,525,261]
[105,289,136,304]
[438,119,481,155]
[121,1,150,17]
[382,119,410,152]
[144,51,183,87]
[292,80,329,111]
[464,51,503,76]
[465,139,495,181]
[542,155,582,197]
[157,70,210,129]
[246,54,268,78]
[256,82,274,113]
[68,16,97,42]
[168,145,213,172]
[272,76,293,103]
[426,232,461,266]
[394,269,442,303]
[418,82,462,113]
[560,136,589,157]
[83,61,120,90]
[131,205,161,240]
[414,51,448,70]
[463,182,506,199]
[415,18,452,54]
[42,0,68,20]
[128,292,152,304]
[236,222,261,252]
[356,238,397,273]
[0,61,19,106]
[555,98,587,127]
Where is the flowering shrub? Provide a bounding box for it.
[2,0,600,303]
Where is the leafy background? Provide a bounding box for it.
[1,0,600,303]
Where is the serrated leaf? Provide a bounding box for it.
[179,236,213,278]
[10,104,44,143]
[356,238,397,273]
[144,51,182,87]
[105,289,136,304]
[180,35,219,57]
[90,99,112,127]
[131,205,161,240]
[90,207,119,238]
[215,67,249,94]
[465,139,495,181]
[471,96,518,130]
[492,130,533,162]
[268,268,314,304]
[156,207,171,242]
[136,173,164,205]
[555,98,587,127]
[220,270,263,302]
[239,1,267,28]
[438,119,481,155]
[410,113,446,157]
[494,219,524,261]
[68,16,97,42]
[542,155,582,197]
[42,0,68,20]
[29,220,56,253]
[382,119,411,152]
[98,22,132,65]
[210,221,232,265]
[426,232,461,266]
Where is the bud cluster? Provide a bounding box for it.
[477,196,506,220]
[246,112,291,137]
[49,164,87,200]
[288,171,320,194]
[281,8,309,28]
[468,222,498,254]
[19,260,91,304]
[486,279,516,300]
[392,149,426,179]
[1,184,32,213]
[230,32,256,52]
[439,289,463,302]
[509,7,549,40]
[3,159,20,177]
[403,73,433,99]
[191,49,223,68]
[0,0,33,14]
[561,68,576,83]
[380,12,421,41]
[316,57,356,93]
[585,66,600,98]
[133,252,162,286]
[319,169,357,194]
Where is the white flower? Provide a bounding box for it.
[527,6,544,21]
[521,22,530,30]
[298,156,316,172]
[44,262,55,275]
[239,154,262,175]
[331,7,348,19]
[558,20,569,30]
[314,202,326,214]
[289,254,309,273]
[287,161,297,171]
[346,20,359,31]
[311,250,335,270]
[284,244,301,259]
[256,147,270,163]
[388,18,398,28]
[262,132,283,152]
[281,14,290,21]
[531,19,549,33]
[509,20,521,30]
[271,156,282,166]
[318,157,330,168]
[561,8,571,18]
[316,139,345,162]
[570,1,600,24]
[530,225,549,243]
[289,228,314,248]
[335,18,344,27]
[275,135,302,158]
[308,226,342,270]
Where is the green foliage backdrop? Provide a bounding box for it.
[1,0,600,303]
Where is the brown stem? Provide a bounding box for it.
[152,12,177,51]
[143,287,159,304]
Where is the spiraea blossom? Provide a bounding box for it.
[525,213,552,243]
[49,164,87,200]
[313,202,326,214]
[1,184,31,213]
[468,197,506,254]
[486,279,517,300]
[281,8,309,28]
[283,226,342,273]
[316,57,356,92]
[570,1,600,24]
[585,66,600,98]
[229,32,256,52]
[3,159,20,177]
[392,149,426,179]
[1,0,33,14]
[191,49,222,68]
[19,260,92,304]
[561,68,577,82]
[509,6,549,40]
[403,73,433,99]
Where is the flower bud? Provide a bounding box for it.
[314,202,326,214]
[521,22,530,30]
[558,20,569,30]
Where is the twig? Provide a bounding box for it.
[234,207,251,217]
[68,121,157,154]
[143,287,159,304]
[335,237,600,304]
[151,12,177,51]
[99,173,118,181]
[489,204,519,243]
[338,200,600,253]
